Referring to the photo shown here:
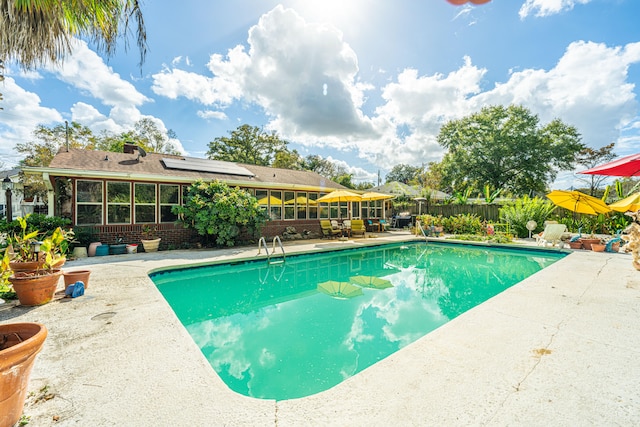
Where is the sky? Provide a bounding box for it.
[1,0,640,189]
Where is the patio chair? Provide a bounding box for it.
[351,220,366,237]
[379,219,390,231]
[320,220,341,239]
[536,224,568,247]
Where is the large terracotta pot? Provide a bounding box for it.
[62,270,91,291]
[579,238,601,251]
[0,323,48,427]
[9,260,44,273]
[8,270,62,306]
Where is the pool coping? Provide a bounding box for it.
[1,232,639,425]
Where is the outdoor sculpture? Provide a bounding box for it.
[623,212,640,271]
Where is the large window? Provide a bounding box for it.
[76,180,103,225]
[308,193,318,219]
[107,182,131,224]
[159,184,179,223]
[269,190,282,220]
[284,191,295,220]
[296,192,308,220]
[319,193,329,219]
[135,183,156,223]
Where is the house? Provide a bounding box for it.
[22,147,351,248]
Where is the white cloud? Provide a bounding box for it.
[152,5,377,145]
[519,0,592,19]
[197,110,228,121]
[325,156,377,183]
[472,41,640,149]
[46,40,149,107]
[0,76,63,167]
[149,6,640,180]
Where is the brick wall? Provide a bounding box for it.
[87,220,324,251]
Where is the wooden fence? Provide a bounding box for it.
[422,204,502,222]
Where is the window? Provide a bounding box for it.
[308,193,318,219]
[135,183,156,223]
[297,192,308,220]
[160,184,179,223]
[270,190,282,220]
[107,181,131,224]
[76,180,103,225]
[284,191,295,220]
[319,193,329,219]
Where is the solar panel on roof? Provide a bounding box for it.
[162,157,255,177]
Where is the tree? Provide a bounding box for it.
[1,0,147,106]
[16,121,97,167]
[437,105,585,195]
[272,149,304,170]
[575,143,617,196]
[129,118,180,155]
[385,164,421,184]
[173,179,267,247]
[207,125,288,166]
[1,0,147,70]
[301,154,337,178]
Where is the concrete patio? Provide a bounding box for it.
[1,232,638,426]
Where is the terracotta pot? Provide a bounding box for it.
[0,323,48,427]
[9,260,44,273]
[88,242,102,257]
[141,238,161,252]
[568,241,583,250]
[580,238,601,251]
[62,269,91,290]
[8,270,62,306]
[591,243,606,252]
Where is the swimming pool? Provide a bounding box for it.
[152,241,565,401]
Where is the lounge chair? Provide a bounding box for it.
[366,219,380,232]
[536,224,568,247]
[320,220,341,239]
[351,220,366,237]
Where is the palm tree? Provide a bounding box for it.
[1,0,147,69]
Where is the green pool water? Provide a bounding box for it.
[151,242,565,401]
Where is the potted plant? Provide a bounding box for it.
[0,322,48,427]
[141,225,161,252]
[2,218,70,306]
[590,240,606,252]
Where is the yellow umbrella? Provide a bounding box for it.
[284,196,317,205]
[350,275,393,289]
[257,196,282,205]
[546,190,611,215]
[316,190,362,203]
[609,192,640,213]
[360,192,395,201]
[317,281,364,299]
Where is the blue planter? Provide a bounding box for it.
[95,245,110,256]
[109,244,127,255]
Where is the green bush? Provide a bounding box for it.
[499,196,556,237]
[173,179,268,247]
[0,213,71,238]
[441,213,483,235]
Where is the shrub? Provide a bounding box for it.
[499,196,556,238]
[441,213,483,235]
[173,179,268,247]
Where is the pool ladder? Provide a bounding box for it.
[416,221,429,242]
[258,236,286,265]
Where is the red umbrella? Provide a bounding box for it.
[580,153,640,177]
